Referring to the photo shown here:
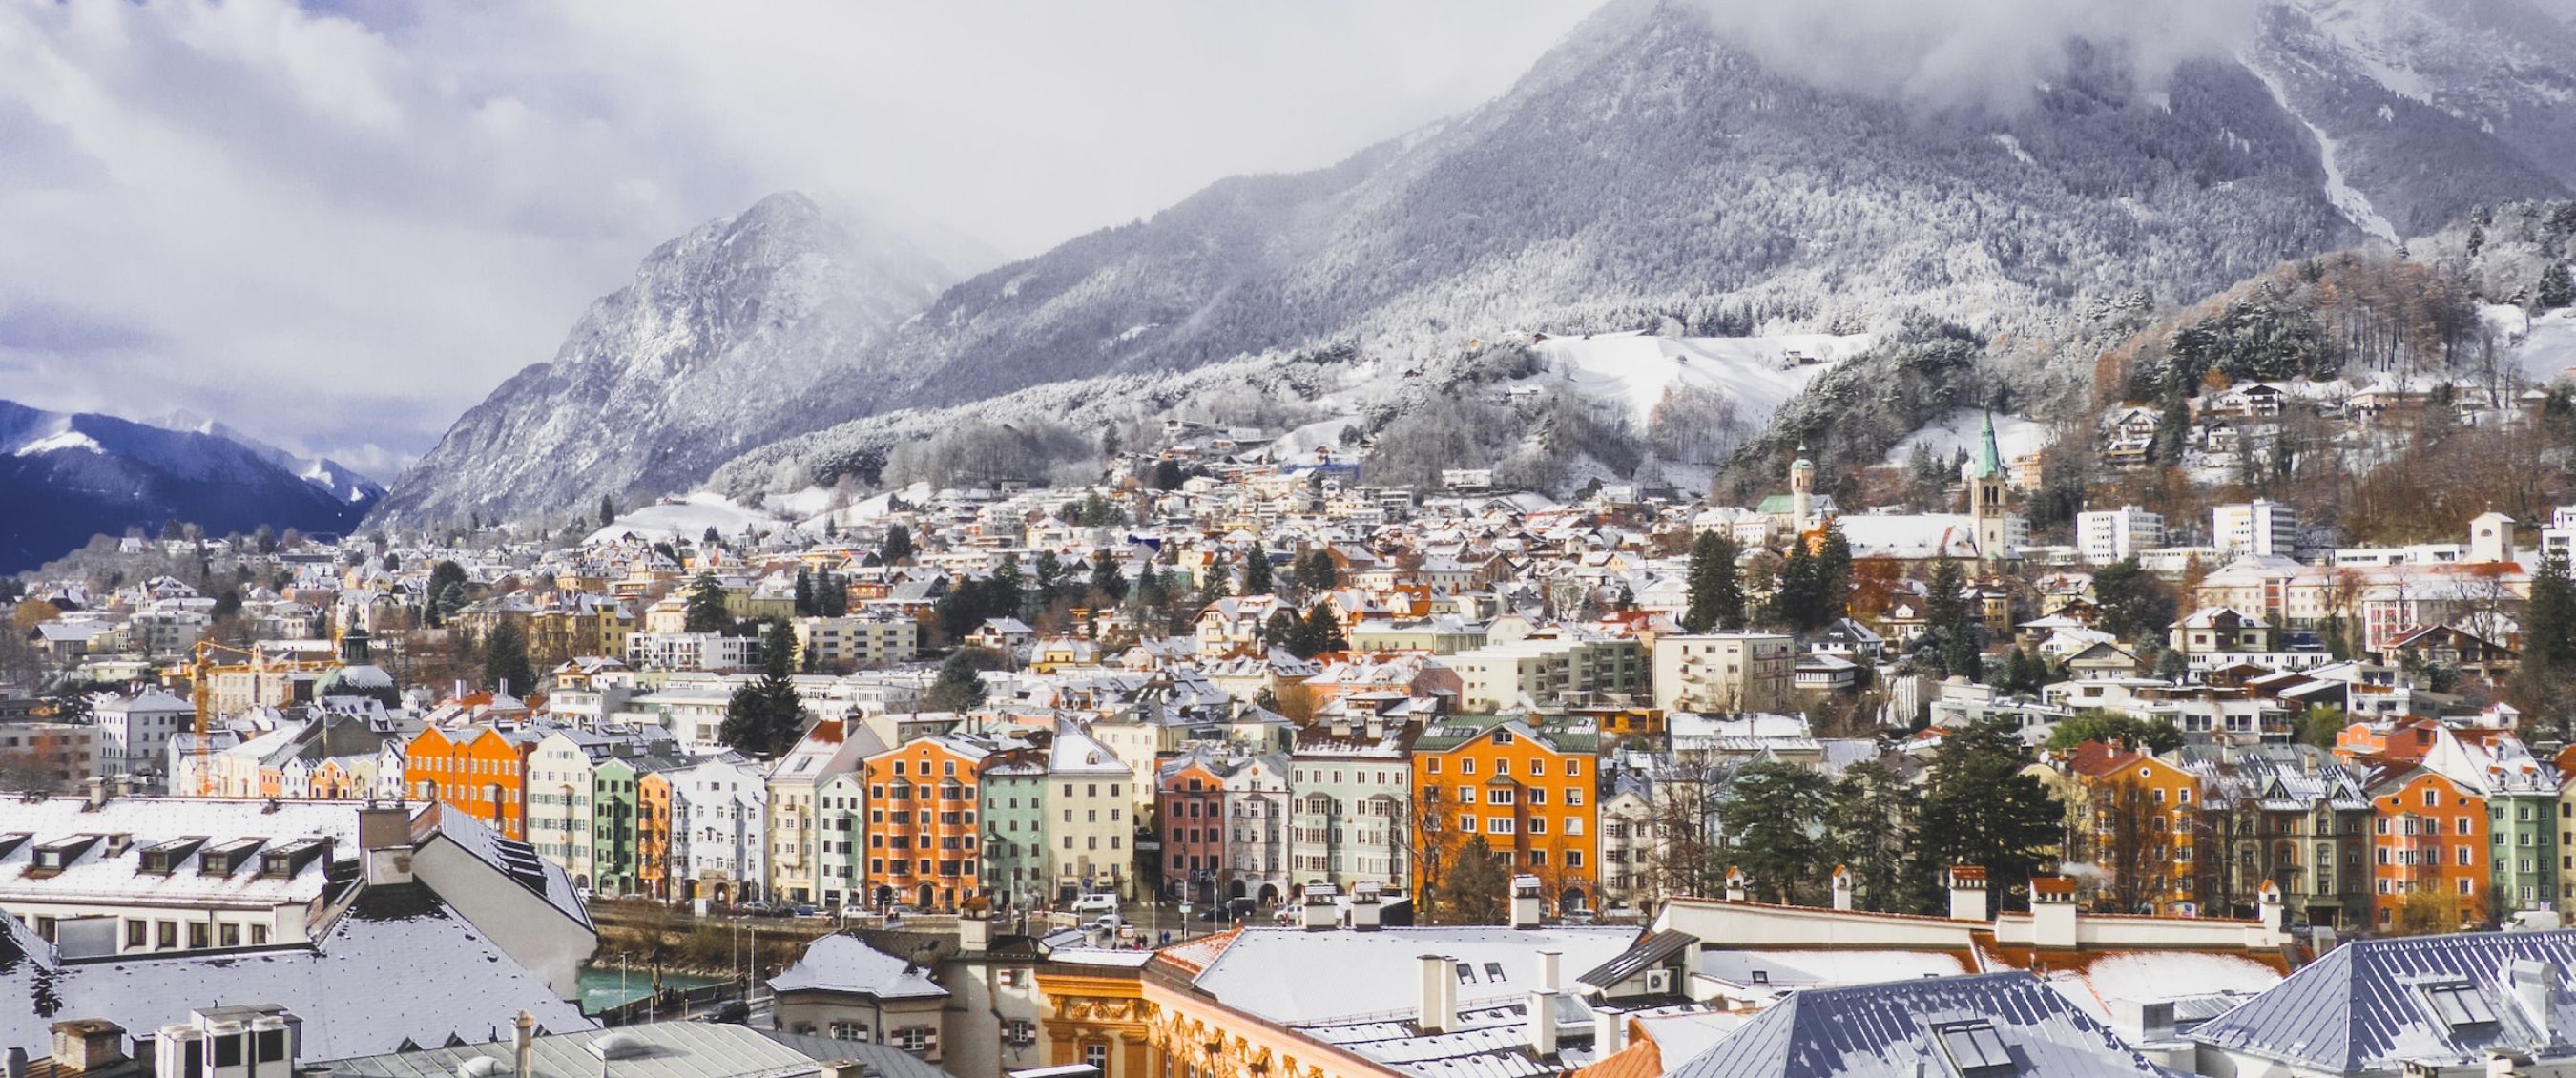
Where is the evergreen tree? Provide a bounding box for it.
[2089,558,2175,641]
[880,524,915,566]
[924,648,998,712]
[1723,760,1834,904]
[1152,458,1186,490]
[1242,547,1275,595]
[794,568,816,617]
[1823,760,1924,914]
[1262,608,1304,653]
[683,572,731,633]
[1682,531,1743,632]
[1767,540,1823,632]
[1916,719,2062,911]
[2150,391,2192,464]
[1814,523,1852,625]
[2540,261,2575,310]
[1302,602,1348,657]
[1298,549,1339,594]
[1922,560,1979,677]
[719,621,807,757]
[1089,549,1129,602]
[1438,836,1511,924]
[424,561,468,628]
[2531,555,2576,674]
[482,621,535,696]
[597,495,617,527]
[818,570,847,617]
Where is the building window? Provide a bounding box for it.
[1083,1043,1109,1072]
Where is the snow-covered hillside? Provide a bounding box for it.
[2502,307,2576,385]
[377,193,964,527]
[1528,332,1874,427]
[586,492,787,546]
[1881,411,2058,468]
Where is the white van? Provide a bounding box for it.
[1070,893,1119,914]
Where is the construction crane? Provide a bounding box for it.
[184,640,334,797]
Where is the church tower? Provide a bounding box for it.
[1966,412,2010,560]
[1789,442,1815,535]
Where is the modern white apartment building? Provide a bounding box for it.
[2077,506,2165,565]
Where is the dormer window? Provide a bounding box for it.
[2420,981,2498,1028]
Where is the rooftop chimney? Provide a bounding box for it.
[1724,866,1747,902]
[47,1021,124,1074]
[1418,955,1458,1033]
[1536,949,1561,992]
[1527,988,1560,1056]
[1831,865,1853,911]
[1303,884,1341,931]
[1349,883,1383,931]
[1945,865,1989,923]
[1591,1006,1628,1057]
[81,777,107,812]
[1508,875,1544,929]
[2030,876,2079,949]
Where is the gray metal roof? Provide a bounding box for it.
[322,1019,817,1078]
[0,882,591,1058]
[1664,971,2174,1078]
[756,1030,955,1078]
[2187,929,2576,1073]
[1574,929,1694,991]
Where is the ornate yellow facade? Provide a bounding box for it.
[1037,947,1411,1078]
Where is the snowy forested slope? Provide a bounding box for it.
[394,0,2576,522]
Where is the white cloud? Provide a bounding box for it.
[0,0,1599,474]
[1678,0,2260,113]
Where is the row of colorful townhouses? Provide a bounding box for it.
[2060,707,2572,932]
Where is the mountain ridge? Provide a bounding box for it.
[0,400,383,573]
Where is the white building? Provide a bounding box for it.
[669,757,769,904]
[2076,506,2165,565]
[91,688,196,787]
[2212,499,2298,559]
[1047,725,1133,902]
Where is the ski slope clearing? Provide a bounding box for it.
[1526,331,1876,426]
[588,491,783,545]
[2508,308,2576,386]
[1883,411,2057,467]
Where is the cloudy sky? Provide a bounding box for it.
[0,0,1601,479]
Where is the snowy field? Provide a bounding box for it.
[1526,331,1876,426]
[2503,307,2576,386]
[586,491,783,545]
[1881,410,2057,467]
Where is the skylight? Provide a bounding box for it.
[2420,982,2499,1028]
[1934,1021,2014,1074]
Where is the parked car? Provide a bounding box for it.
[1089,914,1122,932]
[792,904,818,918]
[1071,893,1119,914]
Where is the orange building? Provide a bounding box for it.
[2368,768,2488,930]
[637,770,674,899]
[1410,715,1599,913]
[2068,747,2203,914]
[861,736,990,910]
[403,725,538,840]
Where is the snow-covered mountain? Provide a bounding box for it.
[397,0,2576,521]
[0,400,383,573]
[144,410,386,508]
[371,192,964,525]
[2246,0,2576,239]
